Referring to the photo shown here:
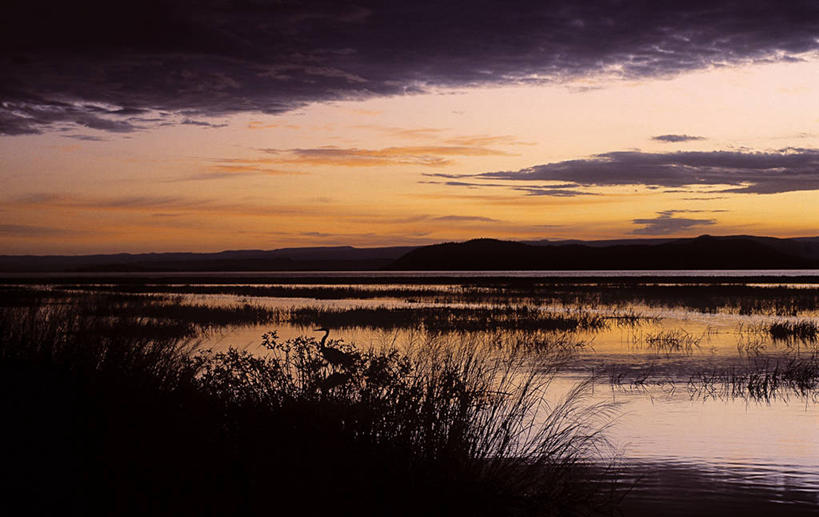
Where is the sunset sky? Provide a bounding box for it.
[2,1,818,254]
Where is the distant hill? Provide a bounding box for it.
[3,235,819,272]
[0,246,417,272]
[390,235,819,270]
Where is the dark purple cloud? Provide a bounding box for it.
[631,210,719,235]
[61,134,107,142]
[652,134,706,143]
[448,148,819,195]
[421,177,596,197]
[2,1,818,134]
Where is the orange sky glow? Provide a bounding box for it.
[2,57,818,254]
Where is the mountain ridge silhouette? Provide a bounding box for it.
[3,235,819,272]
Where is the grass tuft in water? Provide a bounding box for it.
[643,329,703,355]
[768,319,819,342]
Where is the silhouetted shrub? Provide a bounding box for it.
[0,305,616,516]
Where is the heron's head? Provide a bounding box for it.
[313,327,329,332]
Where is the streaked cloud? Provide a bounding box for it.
[61,134,107,142]
[179,159,306,180]
[180,119,228,129]
[261,145,513,167]
[443,148,819,195]
[652,134,706,143]
[0,224,84,237]
[247,121,300,130]
[631,210,720,235]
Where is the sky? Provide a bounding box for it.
[1,0,818,254]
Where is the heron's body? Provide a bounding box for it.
[314,328,358,369]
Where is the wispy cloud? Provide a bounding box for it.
[652,134,706,143]
[180,159,306,180]
[631,210,721,235]
[180,119,228,129]
[0,224,85,237]
[354,127,535,148]
[372,214,503,224]
[247,121,300,130]
[261,145,513,167]
[60,134,107,142]
[422,176,595,197]
[8,193,309,217]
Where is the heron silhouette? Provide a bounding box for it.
[314,327,358,369]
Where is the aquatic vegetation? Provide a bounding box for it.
[605,308,655,327]
[0,304,618,516]
[736,330,768,357]
[768,319,819,342]
[643,329,703,355]
[688,358,819,401]
[606,358,819,401]
[269,305,609,332]
[54,282,450,301]
[8,278,819,317]
[0,288,279,338]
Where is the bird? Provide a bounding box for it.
[314,327,359,369]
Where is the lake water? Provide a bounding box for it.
[5,268,819,279]
[135,283,817,514]
[9,273,819,514]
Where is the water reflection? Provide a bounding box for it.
[5,278,818,512]
[185,284,819,510]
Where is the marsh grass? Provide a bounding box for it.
[605,358,819,401]
[0,304,618,516]
[642,329,703,355]
[736,330,769,357]
[39,282,819,317]
[768,319,819,342]
[0,288,279,338]
[688,358,819,401]
[270,305,608,333]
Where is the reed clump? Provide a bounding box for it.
[768,319,819,342]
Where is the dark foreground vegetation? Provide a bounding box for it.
[0,304,617,517]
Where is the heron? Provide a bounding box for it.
[314,327,359,369]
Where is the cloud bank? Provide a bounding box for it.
[2,0,818,134]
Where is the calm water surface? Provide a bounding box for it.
[6,268,819,279]
[18,274,819,513]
